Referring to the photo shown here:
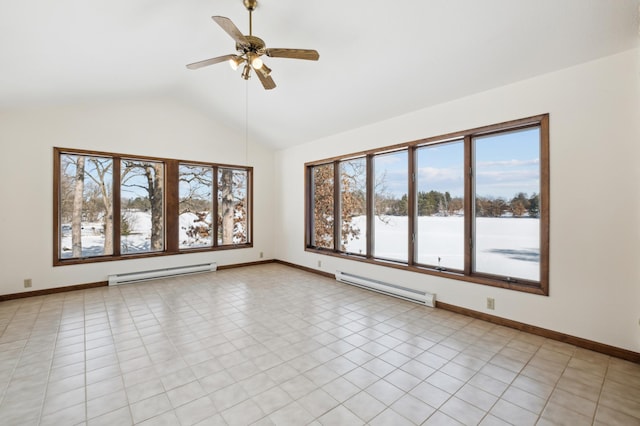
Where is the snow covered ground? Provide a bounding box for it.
[344,215,539,281]
[60,210,214,258]
[60,221,113,258]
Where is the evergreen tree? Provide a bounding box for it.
[528,193,540,218]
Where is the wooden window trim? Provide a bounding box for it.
[333,162,341,251]
[407,146,416,266]
[305,114,549,295]
[53,147,253,266]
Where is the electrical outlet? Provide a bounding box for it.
[259,251,263,258]
[24,278,32,288]
[317,260,322,268]
[486,297,495,310]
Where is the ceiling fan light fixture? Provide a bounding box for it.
[229,55,244,70]
[251,56,263,69]
[241,63,252,79]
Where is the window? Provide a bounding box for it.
[54,148,253,265]
[339,158,366,254]
[121,159,165,254]
[309,163,335,249]
[59,154,114,259]
[179,164,214,249]
[473,127,541,282]
[416,140,465,271]
[305,115,549,294]
[373,150,408,263]
[218,168,249,245]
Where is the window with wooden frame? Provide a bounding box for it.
[305,114,549,294]
[54,148,252,265]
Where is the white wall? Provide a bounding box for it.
[274,49,640,353]
[0,95,275,295]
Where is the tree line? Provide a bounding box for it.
[376,190,539,218]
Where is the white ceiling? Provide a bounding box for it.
[1,0,638,149]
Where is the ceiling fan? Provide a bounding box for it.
[186,0,319,90]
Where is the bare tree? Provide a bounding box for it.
[219,169,234,244]
[60,157,76,223]
[122,161,164,251]
[85,158,113,253]
[71,156,85,257]
[179,165,214,246]
[218,169,247,244]
[179,165,213,214]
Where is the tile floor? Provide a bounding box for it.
[0,263,638,425]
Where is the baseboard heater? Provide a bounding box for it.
[335,270,435,307]
[108,262,217,285]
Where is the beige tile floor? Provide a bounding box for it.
[0,263,638,425]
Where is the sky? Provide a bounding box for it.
[373,127,540,199]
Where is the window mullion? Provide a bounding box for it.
[212,166,219,247]
[407,146,416,266]
[366,155,374,258]
[464,135,473,275]
[113,158,121,256]
[247,169,253,245]
[305,166,315,248]
[165,160,179,253]
[333,161,341,252]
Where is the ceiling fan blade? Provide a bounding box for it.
[186,54,237,70]
[255,67,276,90]
[212,16,248,46]
[265,48,319,61]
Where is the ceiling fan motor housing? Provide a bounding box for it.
[237,35,266,56]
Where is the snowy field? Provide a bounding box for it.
[60,210,212,257]
[345,215,539,281]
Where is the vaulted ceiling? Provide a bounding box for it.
[1,0,638,148]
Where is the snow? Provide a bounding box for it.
[121,210,156,254]
[60,210,214,258]
[179,211,213,248]
[344,215,540,281]
[60,221,112,258]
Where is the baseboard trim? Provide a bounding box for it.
[0,281,108,301]
[273,259,335,279]
[217,259,276,270]
[436,302,640,363]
